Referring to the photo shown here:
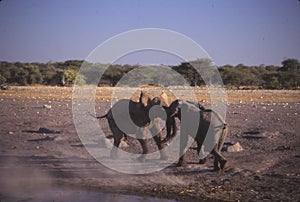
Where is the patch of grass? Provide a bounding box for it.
[1,86,299,103]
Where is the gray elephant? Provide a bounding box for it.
[165,99,228,171]
[96,91,168,162]
[163,100,205,143]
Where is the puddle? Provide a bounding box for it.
[0,187,178,202]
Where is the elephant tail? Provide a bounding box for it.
[203,109,226,127]
[96,114,107,119]
[87,111,107,119]
[203,109,227,135]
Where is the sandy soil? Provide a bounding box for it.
[0,86,299,201]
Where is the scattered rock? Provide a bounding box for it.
[43,104,52,109]
[8,131,14,135]
[54,136,68,141]
[224,142,244,152]
[262,131,280,138]
[119,140,129,148]
[98,137,129,149]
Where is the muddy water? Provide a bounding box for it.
[0,187,178,202]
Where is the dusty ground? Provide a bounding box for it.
[0,86,299,201]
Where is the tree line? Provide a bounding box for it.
[0,58,299,89]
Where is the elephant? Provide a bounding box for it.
[162,99,205,143]
[165,99,228,171]
[96,91,168,162]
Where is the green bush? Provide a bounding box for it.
[0,59,299,89]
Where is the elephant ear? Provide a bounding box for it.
[180,102,189,112]
[159,92,170,107]
[168,99,179,117]
[139,91,154,107]
[182,101,201,113]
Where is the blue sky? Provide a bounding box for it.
[0,0,299,66]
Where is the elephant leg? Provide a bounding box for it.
[199,158,208,164]
[214,126,228,170]
[136,128,149,162]
[153,132,168,160]
[110,135,121,159]
[210,147,220,171]
[107,118,123,159]
[163,118,172,143]
[197,144,208,164]
[150,120,168,160]
[213,155,220,171]
[217,126,227,153]
[170,117,178,139]
[195,137,208,164]
[163,117,177,143]
[211,146,227,171]
[177,133,188,167]
[137,139,148,162]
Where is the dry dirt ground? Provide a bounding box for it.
[0,86,299,201]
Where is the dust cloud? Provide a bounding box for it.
[0,156,55,201]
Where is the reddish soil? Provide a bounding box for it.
[0,87,299,201]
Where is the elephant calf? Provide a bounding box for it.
[166,100,228,171]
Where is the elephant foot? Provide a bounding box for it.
[220,160,228,170]
[110,152,118,160]
[177,161,187,167]
[161,138,169,144]
[213,160,228,171]
[199,158,207,164]
[159,151,168,160]
[213,166,220,172]
[160,155,168,160]
[137,155,146,163]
